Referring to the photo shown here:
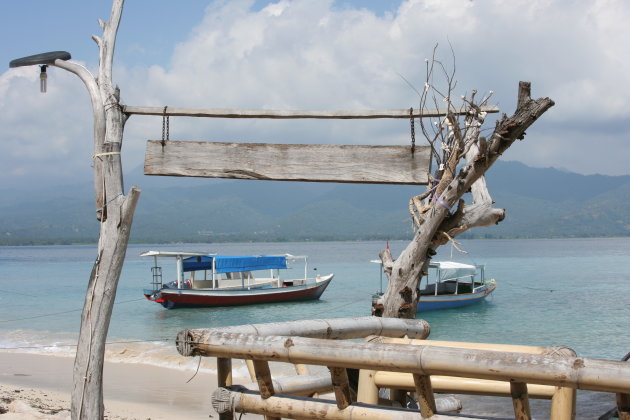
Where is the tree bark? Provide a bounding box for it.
[382,83,554,318]
[50,1,141,418]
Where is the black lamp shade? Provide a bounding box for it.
[10,51,71,68]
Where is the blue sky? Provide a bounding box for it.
[2,0,630,190]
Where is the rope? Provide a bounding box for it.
[92,151,121,159]
[0,298,144,323]
[186,356,203,383]
[95,193,123,214]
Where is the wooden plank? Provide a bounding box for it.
[145,141,430,184]
[125,105,499,119]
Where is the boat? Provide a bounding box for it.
[142,251,334,309]
[372,260,496,312]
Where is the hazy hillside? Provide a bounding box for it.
[1,161,629,245]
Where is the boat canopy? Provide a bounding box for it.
[430,261,476,280]
[183,255,287,273]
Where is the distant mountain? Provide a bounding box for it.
[1,160,629,245]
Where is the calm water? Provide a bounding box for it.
[1,238,629,362]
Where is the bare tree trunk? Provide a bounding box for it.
[381,82,554,318]
[46,1,140,418]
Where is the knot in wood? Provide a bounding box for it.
[284,338,295,348]
[398,303,415,318]
[399,286,414,303]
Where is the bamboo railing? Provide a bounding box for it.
[176,318,630,420]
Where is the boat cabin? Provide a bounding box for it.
[141,251,310,292]
[421,261,487,296]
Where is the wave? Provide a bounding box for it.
[0,329,257,379]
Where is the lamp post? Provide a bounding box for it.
[9,5,141,417]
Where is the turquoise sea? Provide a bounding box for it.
[1,237,629,361]
[1,238,629,417]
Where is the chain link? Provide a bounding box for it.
[161,106,169,144]
[409,107,416,155]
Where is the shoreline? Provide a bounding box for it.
[0,352,258,419]
[3,235,630,247]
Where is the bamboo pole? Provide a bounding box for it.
[211,387,470,420]
[551,386,576,420]
[177,317,430,348]
[329,367,353,409]
[244,371,334,396]
[373,336,577,419]
[373,371,557,398]
[510,382,531,420]
[357,370,379,404]
[617,393,630,420]
[245,360,257,382]
[176,332,630,394]
[217,358,233,420]
[412,374,436,417]
[252,360,275,399]
[124,105,500,119]
[372,337,568,354]
[218,358,233,387]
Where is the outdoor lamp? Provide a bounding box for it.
[9,51,71,93]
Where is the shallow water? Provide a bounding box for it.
[3,238,630,359]
[1,238,628,418]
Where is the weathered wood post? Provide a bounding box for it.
[10,1,139,418]
[59,2,140,418]
[380,82,554,318]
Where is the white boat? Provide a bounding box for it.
[372,260,496,312]
[417,261,496,312]
[142,251,334,309]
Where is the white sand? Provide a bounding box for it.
[0,352,260,419]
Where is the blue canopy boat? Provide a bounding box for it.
[142,251,334,309]
[372,260,496,312]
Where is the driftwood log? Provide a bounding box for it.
[379,82,555,318]
[45,1,139,418]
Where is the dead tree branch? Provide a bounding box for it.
[381,80,553,318]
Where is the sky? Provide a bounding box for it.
[1,0,630,190]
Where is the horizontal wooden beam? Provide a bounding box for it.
[125,105,499,119]
[145,140,430,185]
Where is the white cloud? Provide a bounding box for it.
[2,0,630,190]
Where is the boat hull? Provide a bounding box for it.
[417,282,496,312]
[144,275,333,309]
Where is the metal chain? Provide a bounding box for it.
[161,106,169,143]
[409,107,416,155]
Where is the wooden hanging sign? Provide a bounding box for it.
[144,140,431,184]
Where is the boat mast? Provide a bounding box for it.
[176,255,184,289]
[212,257,217,289]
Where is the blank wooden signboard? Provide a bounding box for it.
[144,140,431,185]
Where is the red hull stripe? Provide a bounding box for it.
[151,278,332,308]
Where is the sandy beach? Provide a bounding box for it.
[1,350,618,419]
[0,352,261,419]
